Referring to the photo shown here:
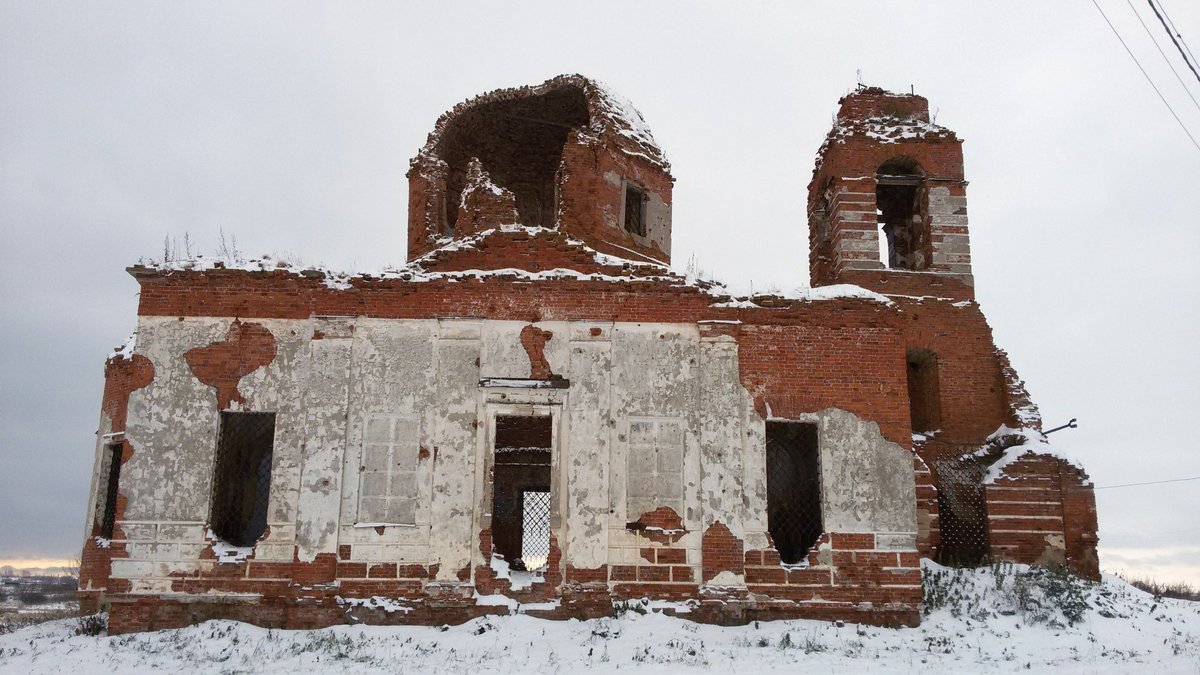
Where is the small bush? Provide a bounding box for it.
[75,614,107,636]
[923,562,1093,626]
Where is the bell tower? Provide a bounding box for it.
[808,87,974,300]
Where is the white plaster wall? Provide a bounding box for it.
[103,316,918,590]
[336,319,438,563]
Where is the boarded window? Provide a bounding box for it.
[358,415,420,525]
[765,422,822,564]
[623,183,646,236]
[209,412,275,547]
[94,442,123,538]
[626,419,684,517]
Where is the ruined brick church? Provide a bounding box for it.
[79,75,1099,634]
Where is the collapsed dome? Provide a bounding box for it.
[408,75,674,263]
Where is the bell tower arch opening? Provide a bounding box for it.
[876,157,929,271]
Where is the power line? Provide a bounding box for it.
[1126,0,1200,112]
[1090,0,1200,152]
[1157,1,1199,78]
[1094,475,1200,490]
[1147,0,1200,84]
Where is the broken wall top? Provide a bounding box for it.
[413,74,670,174]
[811,86,963,192]
[407,75,676,266]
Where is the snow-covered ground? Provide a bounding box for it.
[2,562,1197,674]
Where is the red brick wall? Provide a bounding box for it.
[985,454,1099,580]
[735,321,911,449]
[894,298,1009,448]
[557,132,674,264]
[744,532,921,627]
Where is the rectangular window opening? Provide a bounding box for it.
[906,349,942,433]
[96,442,123,539]
[876,173,925,270]
[209,411,276,547]
[492,415,552,571]
[765,421,822,565]
[623,183,646,237]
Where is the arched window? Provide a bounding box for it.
[876,157,929,270]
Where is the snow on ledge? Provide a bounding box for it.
[338,596,414,614]
[205,528,253,564]
[711,283,893,308]
[488,554,544,591]
[978,426,1089,486]
[109,331,137,361]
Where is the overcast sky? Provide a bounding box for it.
[2,1,1197,583]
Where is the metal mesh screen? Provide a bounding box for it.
[765,422,823,564]
[210,412,276,547]
[934,455,990,566]
[521,490,551,570]
[98,443,123,538]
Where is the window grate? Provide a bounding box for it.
[934,456,990,566]
[98,443,122,538]
[765,422,823,564]
[520,490,551,570]
[210,412,276,547]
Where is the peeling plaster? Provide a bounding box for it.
[98,318,918,598]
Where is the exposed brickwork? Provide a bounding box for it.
[629,506,687,545]
[84,80,1099,633]
[407,75,674,266]
[743,531,921,627]
[519,324,555,379]
[183,319,277,410]
[894,298,1009,448]
[913,453,940,558]
[736,321,911,449]
[78,351,154,606]
[453,158,521,238]
[99,354,154,434]
[984,453,1099,580]
[700,521,743,583]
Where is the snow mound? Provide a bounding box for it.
[2,562,1197,673]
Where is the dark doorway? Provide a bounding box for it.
[209,411,276,547]
[492,415,553,571]
[765,422,823,564]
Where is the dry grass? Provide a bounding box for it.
[1123,576,1200,602]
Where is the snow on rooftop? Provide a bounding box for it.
[587,77,670,168]
[133,227,891,311]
